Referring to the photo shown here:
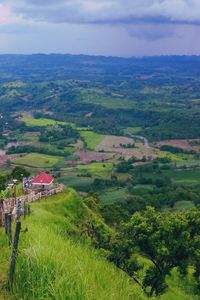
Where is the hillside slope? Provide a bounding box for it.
[4,189,146,300]
[1,189,199,299]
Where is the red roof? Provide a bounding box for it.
[32,172,54,185]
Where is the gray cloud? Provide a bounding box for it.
[6,0,200,25]
[127,24,177,40]
[3,0,200,41]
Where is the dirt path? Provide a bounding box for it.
[131,135,149,148]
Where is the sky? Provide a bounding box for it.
[0,0,200,56]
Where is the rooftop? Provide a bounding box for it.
[32,172,54,185]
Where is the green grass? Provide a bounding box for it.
[12,153,62,168]
[0,190,199,299]
[80,89,136,109]
[158,152,192,162]
[79,131,105,150]
[0,228,10,299]
[57,174,93,192]
[99,187,127,205]
[7,189,146,300]
[77,162,113,177]
[173,201,196,211]
[22,114,75,128]
[132,184,155,195]
[141,168,200,185]
[161,268,199,300]
[122,127,143,135]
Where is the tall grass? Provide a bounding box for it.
[12,189,146,300]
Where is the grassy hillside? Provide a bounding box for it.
[0,189,199,299]
[1,189,146,300]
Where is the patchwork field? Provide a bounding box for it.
[73,151,114,164]
[21,114,74,127]
[96,135,134,150]
[0,154,22,165]
[77,162,113,177]
[99,188,127,205]
[57,174,93,192]
[95,135,157,160]
[141,168,200,185]
[80,89,136,109]
[80,131,105,150]
[11,153,62,168]
[158,139,200,151]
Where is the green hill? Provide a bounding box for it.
[0,189,146,300]
[0,189,199,300]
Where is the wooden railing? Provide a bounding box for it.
[0,184,64,226]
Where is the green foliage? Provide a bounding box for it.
[160,145,194,154]
[110,207,200,297]
[39,124,79,143]
[10,166,30,180]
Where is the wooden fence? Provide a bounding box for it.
[0,184,64,226]
[1,183,64,286]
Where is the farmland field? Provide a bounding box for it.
[158,139,200,151]
[140,168,200,185]
[96,135,134,150]
[173,201,196,210]
[21,114,74,127]
[74,151,114,164]
[1,55,200,300]
[80,89,136,109]
[132,184,155,195]
[57,174,93,191]
[99,187,127,205]
[11,153,62,168]
[77,162,113,177]
[80,131,105,150]
[122,127,143,136]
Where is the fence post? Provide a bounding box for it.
[7,214,12,246]
[23,202,27,218]
[4,212,8,235]
[28,204,31,216]
[9,220,21,287]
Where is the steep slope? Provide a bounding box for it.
[8,189,146,300]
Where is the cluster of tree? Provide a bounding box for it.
[6,145,70,157]
[116,158,139,173]
[100,185,200,226]
[92,176,120,190]
[39,124,79,143]
[160,144,194,154]
[109,208,200,297]
[131,176,171,188]
[83,194,200,297]
[120,143,135,149]
[0,166,30,192]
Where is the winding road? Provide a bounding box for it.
[131,135,149,148]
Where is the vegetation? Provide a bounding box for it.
[0,54,200,299]
[1,190,146,300]
[12,153,62,168]
[109,207,200,297]
[79,131,105,150]
[22,114,74,128]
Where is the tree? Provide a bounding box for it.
[10,166,30,181]
[109,207,200,297]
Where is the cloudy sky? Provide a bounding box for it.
[0,0,200,56]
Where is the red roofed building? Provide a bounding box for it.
[32,172,54,191]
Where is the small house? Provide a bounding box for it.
[31,172,54,192]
